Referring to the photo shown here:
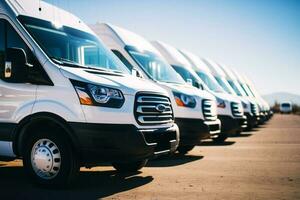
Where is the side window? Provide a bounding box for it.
[0,19,52,85]
[111,49,134,71]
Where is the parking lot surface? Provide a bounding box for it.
[0,114,299,200]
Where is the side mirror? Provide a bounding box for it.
[132,68,142,78]
[4,47,29,83]
[198,83,204,90]
[194,81,205,90]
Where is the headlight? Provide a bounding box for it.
[71,80,125,108]
[216,97,226,108]
[242,102,248,109]
[173,91,196,108]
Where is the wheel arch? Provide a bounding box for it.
[13,112,81,157]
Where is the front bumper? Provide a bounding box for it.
[259,112,267,124]
[218,115,246,136]
[175,118,220,146]
[245,112,260,129]
[204,119,221,139]
[69,122,179,165]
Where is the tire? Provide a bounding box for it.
[235,130,241,136]
[23,128,79,187]
[177,145,195,154]
[112,159,148,172]
[212,132,228,143]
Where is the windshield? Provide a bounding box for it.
[18,15,129,74]
[215,76,234,94]
[126,46,185,84]
[197,71,223,93]
[246,84,257,97]
[228,80,247,96]
[281,103,291,107]
[228,80,242,96]
[172,65,206,89]
[241,83,254,97]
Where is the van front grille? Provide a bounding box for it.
[251,103,259,116]
[231,102,244,117]
[135,93,174,125]
[202,99,217,121]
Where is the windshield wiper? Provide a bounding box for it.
[83,65,123,74]
[50,56,124,74]
[50,57,88,69]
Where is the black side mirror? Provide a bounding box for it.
[132,68,142,78]
[4,47,29,83]
[195,81,204,90]
[199,83,204,90]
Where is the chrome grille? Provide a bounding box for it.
[231,102,244,117]
[251,103,259,116]
[135,93,174,125]
[202,99,218,121]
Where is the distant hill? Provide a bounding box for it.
[262,92,300,106]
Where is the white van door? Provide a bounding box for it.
[0,19,37,157]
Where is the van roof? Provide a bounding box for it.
[219,63,237,81]
[4,0,93,34]
[96,23,161,54]
[151,41,192,68]
[179,49,211,73]
[202,58,227,77]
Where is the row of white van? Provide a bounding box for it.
[0,0,272,186]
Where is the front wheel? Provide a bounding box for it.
[23,129,79,187]
[212,132,228,143]
[112,159,148,172]
[177,145,195,154]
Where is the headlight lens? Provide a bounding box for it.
[71,80,125,108]
[88,84,123,104]
[216,97,226,108]
[173,91,196,108]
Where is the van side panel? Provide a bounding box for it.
[32,84,86,123]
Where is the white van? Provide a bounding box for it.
[218,63,260,129]
[280,102,292,114]
[201,58,255,130]
[91,23,221,153]
[152,45,246,139]
[242,75,272,119]
[0,0,180,186]
[231,69,267,124]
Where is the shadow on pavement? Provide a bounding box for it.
[199,141,236,146]
[236,133,253,137]
[147,153,203,167]
[0,165,153,200]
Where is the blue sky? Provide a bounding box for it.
[45,0,300,95]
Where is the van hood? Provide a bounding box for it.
[159,82,216,100]
[213,92,241,104]
[60,67,168,96]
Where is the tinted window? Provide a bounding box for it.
[228,80,242,96]
[126,46,185,84]
[197,72,223,93]
[7,22,34,64]
[19,15,129,74]
[172,65,198,87]
[0,19,52,85]
[281,103,291,108]
[215,76,232,94]
[112,50,134,71]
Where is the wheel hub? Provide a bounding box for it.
[31,139,61,180]
[34,146,53,172]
